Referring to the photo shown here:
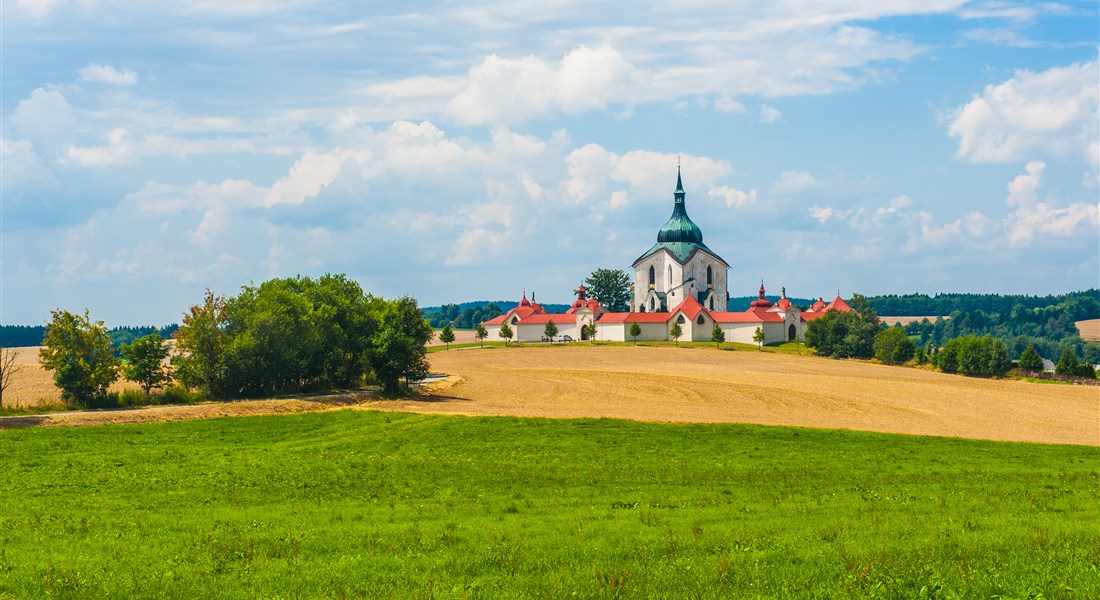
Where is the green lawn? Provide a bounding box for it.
[1,411,1095,598]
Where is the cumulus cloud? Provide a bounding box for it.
[715,96,746,113]
[1002,161,1100,246]
[708,185,757,208]
[78,63,138,86]
[759,104,782,123]
[11,87,76,152]
[445,44,641,125]
[947,58,1099,166]
[807,205,851,223]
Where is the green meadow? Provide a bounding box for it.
[1,411,1096,599]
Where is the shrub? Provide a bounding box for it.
[1055,347,1079,377]
[940,335,1010,378]
[873,327,916,365]
[1017,344,1044,372]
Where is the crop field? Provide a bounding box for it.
[1077,319,1100,342]
[2,347,139,409]
[1,410,1096,599]
[412,346,1098,446]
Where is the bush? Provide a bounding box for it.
[162,385,204,405]
[1017,344,1043,372]
[873,327,916,365]
[1055,347,1080,377]
[939,335,1011,378]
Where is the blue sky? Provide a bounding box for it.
[2,0,1098,325]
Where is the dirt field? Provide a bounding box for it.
[428,329,480,346]
[1078,319,1100,342]
[879,316,945,326]
[5,345,1097,446]
[399,346,1098,446]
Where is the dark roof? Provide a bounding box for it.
[632,168,727,266]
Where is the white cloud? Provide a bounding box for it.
[759,104,782,123]
[11,87,76,152]
[947,58,1099,166]
[1002,161,1100,246]
[773,170,818,195]
[0,139,56,189]
[715,96,746,113]
[445,44,641,125]
[807,205,851,223]
[78,63,138,86]
[263,149,368,207]
[708,185,757,208]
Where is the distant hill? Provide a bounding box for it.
[1,324,178,348]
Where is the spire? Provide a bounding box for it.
[759,281,766,299]
[657,165,702,244]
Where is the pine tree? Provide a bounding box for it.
[1017,344,1043,372]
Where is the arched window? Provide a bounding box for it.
[706,265,713,285]
[709,297,714,310]
[649,297,656,311]
[649,266,655,286]
[788,324,796,341]
[696,315,705,325]
[677,314,686,324]
[668,265,673,287]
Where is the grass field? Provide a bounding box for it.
[1,410,1096,599]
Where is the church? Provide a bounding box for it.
[481,167,852,344]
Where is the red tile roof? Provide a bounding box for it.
[668,295,707,320]
[825,296,854,312]
[481,315,507,326]
[711,312,784,323]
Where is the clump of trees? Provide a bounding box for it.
[804,294,883,359]
[935,335,1011,378]
[1055,347,1097,379]
[172,274,433,398]
[119,334,172,396]
[425,302,504,329]
[873,326,916,365]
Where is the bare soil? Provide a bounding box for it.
[1077,319,1100,342]
[5,345,1096,446]
[879,316,946,326]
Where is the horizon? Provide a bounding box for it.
[3,2,1098,326]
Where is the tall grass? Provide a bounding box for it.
[1,411,1095,598]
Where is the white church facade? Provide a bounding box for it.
[482,168,852,344]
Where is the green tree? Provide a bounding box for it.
[499,323,514,344]
[173,290,230,396]
[584,268,632,312]
[369,296,433,396]
[804,295,882,359]
[39,309,120,408]
[711,324,725,349]
[752,326,765,349]
[439,325,455,350]
[939,335,1010,378]
[1055,347,1079,377]
[1017,344,1043,372]
[582,323,597,342]
[873,327,916,365]
[0,345,26,408]
[474,324,488,348]
[628,322,641,345]
[120,333,172,395]
[544,321,559,342]
[669,322,683,346]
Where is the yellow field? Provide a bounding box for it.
[1077,319,1100,342]
[6,344,1096,446]
[3,347,139,408]
[407,345,1098,446]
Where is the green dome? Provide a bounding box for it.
[656,169,703,244]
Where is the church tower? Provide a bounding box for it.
[631,167,730,312]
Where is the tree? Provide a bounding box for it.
[173,290,230,396]
[628,322,641,345]
[499,323,514,344]
[752,327,765,349]
[1,346,26,408]
[1017,344,1043,372]
[369,296,433,396]
[939,335,1010,378]
[1055,347,1079,377]
[804,295,882,359]
[711,324,725,349]
[584,268,632,312]
[439,325,455,350]
[873,327,916,365]
[583,323,597,342]
[39,309,120,408]
[669,322,683,346]
[544,321,559,342]
[474,324,488,348]
[120,333,172,395]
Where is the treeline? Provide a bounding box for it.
[425,303,505,329]
[30,274,434,408]
[804,294,1097,380]
[866,290,1100,318]
[900,300,1100,364]
[1,324,179,348]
